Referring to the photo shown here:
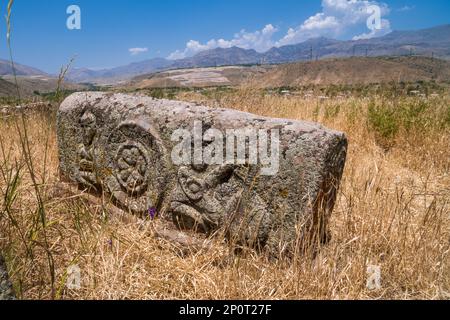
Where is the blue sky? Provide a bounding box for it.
[1,0,449,73]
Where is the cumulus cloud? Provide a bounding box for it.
[276,13,341,47]
[352,18,391,40]
[168,0,392,59]
[277,0,391,46]
[168,24,278,60]
[129,47,148,56]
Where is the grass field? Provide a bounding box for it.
[0,85,449,299]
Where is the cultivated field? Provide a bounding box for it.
[0,84,449,299]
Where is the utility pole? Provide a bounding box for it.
[310,46,313,61]
[365,48,368,57]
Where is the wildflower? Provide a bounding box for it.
[148,207,157,220]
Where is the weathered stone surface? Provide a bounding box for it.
[57,92,347,255]
[0,255,15,300]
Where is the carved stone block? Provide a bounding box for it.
[57,92,347,255]
[0,255,15,300]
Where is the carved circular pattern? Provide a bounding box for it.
[178,168,205,202]
[105,121,171,215]
[183,178,204,201]
[115,142,150,195]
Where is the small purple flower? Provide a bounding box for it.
[107,239,113,247]
[148,207,157,220]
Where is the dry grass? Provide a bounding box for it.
[0,88,449,300]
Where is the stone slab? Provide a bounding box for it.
[57,92,347,254]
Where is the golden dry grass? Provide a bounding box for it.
[0,88,449,300]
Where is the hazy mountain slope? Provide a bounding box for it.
[66,68,102,83]
[66,58,172,83]
[263,25,450,63]
[170,47,263,69]
[264,37,343,63]
[0,59,48,76]
[345,24,450,58]
[101,58,172,79]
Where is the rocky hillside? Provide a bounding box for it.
[130,65,269,88]
[251,56,450,87]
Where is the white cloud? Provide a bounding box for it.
[168,24,278,60]
[397,5,415,12]
[276,13,341,46]
[352,18,391,40]
[129,47,148,56]
[168,0,392,59]
[277,0,391,46]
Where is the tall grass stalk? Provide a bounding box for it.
[3,0,56,298]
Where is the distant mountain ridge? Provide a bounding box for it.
[68,58,172,83]
[0,59,48,77]
[2,24,449,84]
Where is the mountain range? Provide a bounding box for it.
[0,59,48,77]
[1,24,449,84]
